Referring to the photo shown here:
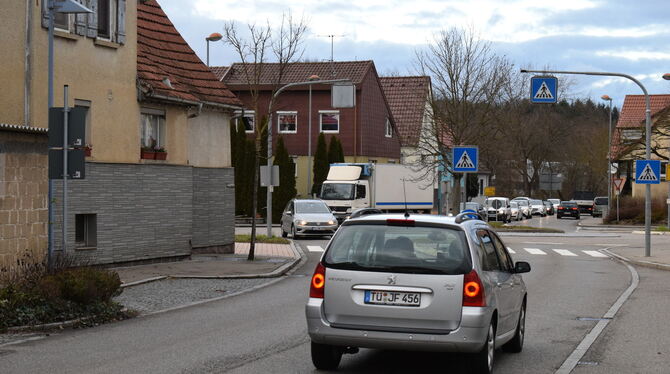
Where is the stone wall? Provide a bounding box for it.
[0,131,48,271]
[191,167,235,253]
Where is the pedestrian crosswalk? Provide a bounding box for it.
[508,247,609,259]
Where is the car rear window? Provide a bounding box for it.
[594,197,608,205]
[323,224,472,275]
[561,202,577,207]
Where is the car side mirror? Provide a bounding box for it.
[514,261,531,273]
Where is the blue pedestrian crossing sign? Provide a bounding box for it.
[635,160,661,184]
[453,146,478,173]
[530,76,558,103]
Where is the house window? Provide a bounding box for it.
[75,214,97,248]
[278,111,298,134]
[385,117,392,137]
[97,0,111,39]
[54,13,70,31]
[235,110,255,133]
[621,129,642,143]
[75,99,92,146]
[140,109,166,150]
[320,111,340,133]
[290,156,299,177]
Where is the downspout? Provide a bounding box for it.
[187,102,203,118]
[24,0,33,125]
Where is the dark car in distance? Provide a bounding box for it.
[543,201,554,216]
[556,201,580,219]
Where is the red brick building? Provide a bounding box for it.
[214,61,401,196]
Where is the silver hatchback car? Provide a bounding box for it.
[306,213,530,373]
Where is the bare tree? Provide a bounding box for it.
[223,13,308,260]
[414,27,512,211]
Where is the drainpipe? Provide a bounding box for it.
[24,0,33,125]
[187,102,203,118]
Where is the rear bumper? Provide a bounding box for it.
[305,298,492,353]
[296,225,337,236]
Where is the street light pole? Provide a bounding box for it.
[663,73,670,228]
[602,95,613,217]
[205,32,223,67]
[521,68,653,257]
[307,74,320,196]
[266,78,351,236]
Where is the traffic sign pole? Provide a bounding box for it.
[522,68,653,257]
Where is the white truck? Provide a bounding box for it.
[319,163,434,221]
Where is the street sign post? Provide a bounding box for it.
[260,165,280,187]
[612,178,625,195]
[484,186,496,197]
[453,146,478,173]
[530,76,558,104]
[634,160,661,184]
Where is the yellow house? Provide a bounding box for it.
[0,0,241,267]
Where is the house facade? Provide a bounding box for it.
[611,95,670,198]
[0,0,241,267]
[216,61,402,197]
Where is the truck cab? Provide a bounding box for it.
[320,180,370,222]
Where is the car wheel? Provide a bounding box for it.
[503,302,526,353]
[311,341,342,370]
[281,226,287,238]
[472,321,495,374]
[291,225,300,239]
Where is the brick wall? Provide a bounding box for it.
[191,167,235,252]
[0,131,48,271]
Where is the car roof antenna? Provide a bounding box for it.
[402,178,410,219]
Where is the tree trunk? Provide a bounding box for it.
[450,174,462,214]
[248,136,262,261]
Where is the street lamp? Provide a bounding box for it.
[205,32,223,67]
[662,73,670,228]
[601,94,613,217]
[307,74,320,196]
[47,0,93,269]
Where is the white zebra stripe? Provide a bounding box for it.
[553,249,578,257]
[583,250,608,258]
[524,248,547,255]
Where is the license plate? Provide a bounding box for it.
[364,290,421,307]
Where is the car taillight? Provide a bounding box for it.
[558,207,564,210]
[310,262,326,298]
[463,269,486,307]
[572,207,578,211]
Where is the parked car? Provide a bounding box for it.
[484,197,512,222]
[280,199,338,239]
[514,199,532,219]
[556,201,580,219]
[529,199,547,217]
[592,197,608,217]
[543,201,554,215]
[510,201,523,221]
[306,212,531,373]
[461,201,487,218]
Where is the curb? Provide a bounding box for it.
[120,243,305,287]
[601,248,670,272]
[5,316,92,333]
[632,230,670,235]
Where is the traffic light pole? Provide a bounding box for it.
[521,69,652,257]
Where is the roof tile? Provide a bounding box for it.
[137,0,241,107]
[380,76,431,147]
[219,61,373,86]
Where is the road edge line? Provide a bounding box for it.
[555,248,639,374]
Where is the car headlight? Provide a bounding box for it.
[298,220,307,226]
[328,220,337,225]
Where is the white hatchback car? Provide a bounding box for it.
[306,212,530,373]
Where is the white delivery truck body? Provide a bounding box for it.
[320,163,434,221]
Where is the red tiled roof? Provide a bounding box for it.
[615,94,670,128]
[380,76,431,147]
[220,61,374,86]
[210,66,229,80]
[136,1,241,107]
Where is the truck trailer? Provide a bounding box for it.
[319,163,434,221]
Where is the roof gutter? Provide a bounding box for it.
[147,94,242,112]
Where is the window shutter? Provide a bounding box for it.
[75,9,87,36]
[87,0,98,38]
[41,1,50,29]
[116,0,126,44]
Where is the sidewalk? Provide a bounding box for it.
[113,241,302,286]
[604,236,670,272]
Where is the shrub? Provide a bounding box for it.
[39,268,122,304]
[605,196,668,224]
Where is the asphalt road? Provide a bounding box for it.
[1,214,666,374]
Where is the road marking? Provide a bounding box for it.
[593,243,627,247]
[583,250,608,258]
[506,247,516,254]
[522,241,564,245]
[553,249,577,256]
[555,252,639,374]
[524,248,547,255]
[307,245,324,252]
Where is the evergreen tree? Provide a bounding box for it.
[328,136,345,165]
[272,136,296,223]
[312,133,329,195]
[335,136,345,163]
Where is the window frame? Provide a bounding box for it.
[75,214,97,249]
[277,111,298,134]
[74,99,92,147]
[385,117,392,137]
[234,110,255,133]
[476,229,502,271]
[319,110,340,134]
[140,108,167,150]
[96,0,113,40]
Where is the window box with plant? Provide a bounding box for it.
[84,144,93,157]
[154,147,167,160]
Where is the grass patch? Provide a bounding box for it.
[235,234,290,244]
[654,225,669,232]
[488,221,564,233]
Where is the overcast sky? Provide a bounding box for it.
[159,0,670,108]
